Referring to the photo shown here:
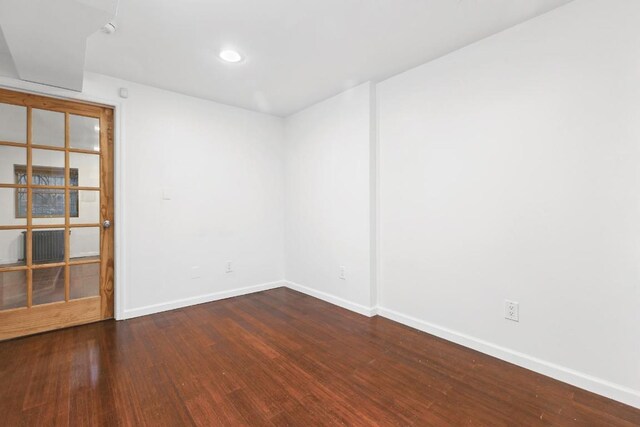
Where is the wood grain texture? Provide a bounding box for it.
[0,88,114,337]
[0,141,105,156]
[0,297,101,340]
[0,288,637,426]
[99,107,114,319]
[25,107,32,308]
[0,222,100,231]
[64,112,71,303]
[0,88,108,116]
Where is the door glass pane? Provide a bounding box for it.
[32,149,65,176]
[0,145,26,184]
[32,109,64,148]
[70,152,99,187]
[31,187,67,225]
[33,267,65,305]
[0,230,26,267]
[70,115,100,152]
[0,270,27,310]
[31,149,67,225]
[71,190,99,224]
[32,228,66,264]
[0,188,25,226]
[70,263,99,299]
[0,103,27,143]
[70,227,99,262]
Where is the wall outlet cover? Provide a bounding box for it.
[505,300,519,322]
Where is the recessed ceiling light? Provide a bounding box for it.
[219,49,243,63]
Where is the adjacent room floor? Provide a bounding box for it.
[0,287,637,426]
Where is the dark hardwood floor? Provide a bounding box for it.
[0,287,638,426]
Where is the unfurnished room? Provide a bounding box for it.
[0,0,638,425]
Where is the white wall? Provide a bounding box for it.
[84,74,286,316]
[377,0,640,407]
[284,83,374,312]
[1,72,286,317]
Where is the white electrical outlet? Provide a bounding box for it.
[339,266,346,280]
[226,261,233,273]
[505,300,519,322]
[191,266,201,279]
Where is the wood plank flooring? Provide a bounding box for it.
[0,287,638,426]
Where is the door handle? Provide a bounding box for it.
[102,220,112,229]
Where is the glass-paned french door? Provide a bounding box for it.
[0,88,114,340]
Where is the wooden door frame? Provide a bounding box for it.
[0,77,126,321]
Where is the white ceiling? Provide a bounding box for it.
[0,0,117,90]
[3,0,573,116]
[0,28,17,79]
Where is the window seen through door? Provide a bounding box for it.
[14,165,79,218]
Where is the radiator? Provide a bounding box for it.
[22,230,66,264]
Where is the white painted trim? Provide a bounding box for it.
[376,306,640,409]
[123,281,285,319]
[0,76,127,320]
[370,83,382,309]
[369,82,380,309]
[284,280,376,317]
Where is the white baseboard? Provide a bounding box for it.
[376,306,640,409]
[284,281,376,317]
[122,280,285,319]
